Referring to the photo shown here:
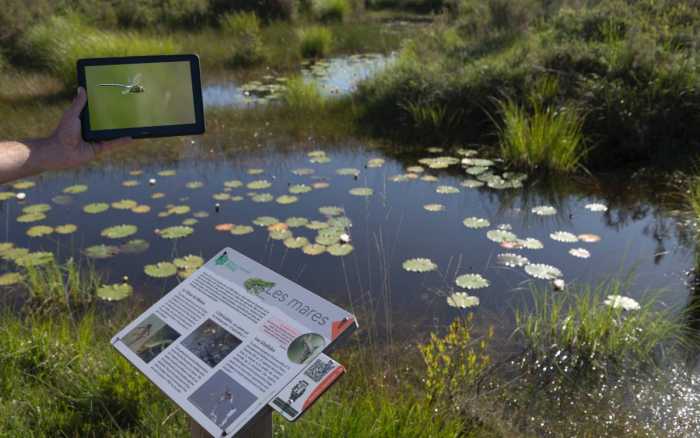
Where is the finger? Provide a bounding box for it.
[66,87,87,119]
[92,137,132,155]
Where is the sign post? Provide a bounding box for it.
[112,248,357,437]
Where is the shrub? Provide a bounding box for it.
[19,15,180,89]
[113,0,209,28]
[209,0,295,21]
[282,76,326,112]
[299,26,333,58]
[311,0,351,22]
[220,12,265,67]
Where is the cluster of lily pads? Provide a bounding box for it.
[394,147,610,308]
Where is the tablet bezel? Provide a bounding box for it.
[77,54,205,141]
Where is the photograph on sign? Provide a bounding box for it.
[111,247,357,437]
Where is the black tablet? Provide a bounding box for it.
[77,54,205,141]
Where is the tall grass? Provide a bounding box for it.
[299,25,333,58]
[19,15,180,89]
[311,0,352,22]
[515,278,688,370]
[282,76,326,112]
[220,11,265,67]
[686,173,700,219]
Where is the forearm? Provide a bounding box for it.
[0,137,52,185]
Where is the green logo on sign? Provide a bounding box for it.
[215,253,229,266]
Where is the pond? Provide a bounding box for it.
[202,53,394,107]
[0,138,696,338]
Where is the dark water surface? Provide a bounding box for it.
[1,140,695,338]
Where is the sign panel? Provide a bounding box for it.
[111,247,357,437]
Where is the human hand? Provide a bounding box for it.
[36,87,131,172]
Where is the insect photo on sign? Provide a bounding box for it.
[97,73,145,95]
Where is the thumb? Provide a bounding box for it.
[66,87,87,119]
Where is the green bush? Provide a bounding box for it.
[113,0,209,28]
[220,12,265,67]
[299,26,333,58]
[209,0,296,21]
[311,0,351,22]
[19,15,181,89]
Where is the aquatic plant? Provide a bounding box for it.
[455,273,489,290]
[84,244,120,259]
[446,292,480,309]
[101,225,138,239]
[496,253,529,268]
[299,26,333,58]
[327,243,353,256]
[302,243,326,255]
[158,226,193,239]
[120,239,149,254]
[524,263,562,280]
[13,181,35,190]
[569,248,591,259]
[17,212,46,223]
[349,187,373,196]
[276,195,299,204]
[286,217,309,227]
[282,76,326,112]
[436,185,459,194]
[515,279,688,371]
[22,203,51,214]
[550,231,578,243]
[578,233,601,243]
[402,258,437,273]
[96,283,133,301]
[230,225,254,235]
[0,272,22,286]
[21,258,100,313]
[283,236,310,249]
[531,205,557,216]
[462,217,490,229]
[310,0,351,22]
[111,199,138,210]
[319,206,344,216]
[289,184,312,194]
[424,204,445,212]
[55,224,77,234]
[247,180,272,190]
[144,262,177,278]
[26,225,53,237]
[486,229,516,243]
[220,11,264,67]
[585,203,608,212]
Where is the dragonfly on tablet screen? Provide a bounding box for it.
[97,74,144,94]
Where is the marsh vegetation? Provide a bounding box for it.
[2,0,700,437]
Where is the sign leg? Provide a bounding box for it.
[189,409,272,438]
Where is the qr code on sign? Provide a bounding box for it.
[304,359,335,382]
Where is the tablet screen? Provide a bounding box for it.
[85,61,196,130]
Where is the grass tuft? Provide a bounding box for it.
[299,25,333,58]
[220,11,265,67]
[282,76,326,112]
[311,0,352,22]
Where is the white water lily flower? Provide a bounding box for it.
[604,295,640,311]
[447,292,480,308]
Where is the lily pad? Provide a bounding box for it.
[276,195,298,204]
[302,244,326,255]
[215,223,234,231]
[447,292,479,308]
[158,170,176,176]
[269,229,292,240]
[424,204,445,212]
[268,223,290,233]
[531,205,557,216]
[174,255,204,269]
[178,268,197,279]
[224,180,243,188]
[465,166,488,176]
[518,238,544,249]
[97,283,133,301]
[1,247,29,261]
[252,193,273,203]
[122,180,139,187]
[151,192,166,199]
[421,175,438,182]
[112,199,138,210]
[26,225,53,237]
[159,226,193,239]
[550,231,578,243]
[212,193,231,201]
[102,224,137,239]
[336,168,360,176]
[193,211,210,218]
[306,220,329,230]
[312,181,330,189]
[406,166,424,173]
[22,203,51,214]
[327,243,353,256]
[524,263,562,280]
[292,168,315,176]
[585,203,608,212]
[462,158,494,167]
[349,187,373,197]
[569,248,591,258]
[283,236,309,249]
[17,213,46,223]
[167,205,191,215]
[83,203,109,214]
[496,253,529,267]
[367,158,385,168]
[63,184,87,194]
[254,216,279,227]
[186,181,204,189]
[131,205,151,214]
[15,251,54,267]
[0,272,22,286]
[84,244,120,259]
[13,181,35,190]
[487,229,517,243]
[55,224,77,234]
[319,206,344,216]
[463,217,490,229]
[289,184,312,194]
[0,192,15,201]
[247,180,272,190]
[144,262,177,278]
[455,273,489,290]
[402,258,437,273]
[247,168,264,175]
[578,233,601,243]
[286,217,309,227]
[120,239,150,254]
[436,185,460,194]
[230,225,254,235]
